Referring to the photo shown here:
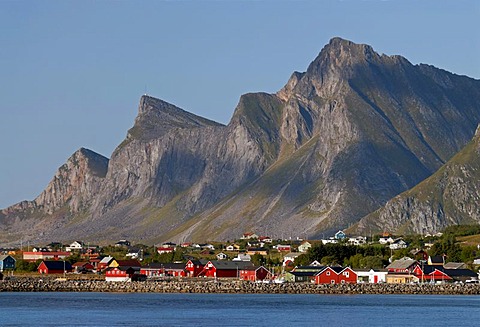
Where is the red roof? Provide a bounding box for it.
[115,259,141,267]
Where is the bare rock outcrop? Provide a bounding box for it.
[2,38,480,244]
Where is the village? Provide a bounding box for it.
[1,228,480,286]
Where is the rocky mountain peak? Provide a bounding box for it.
[307,37,379,73]
[2,38,480,245]
[72,147,109,178]
[127,96,223,142]
[32,148,109,214]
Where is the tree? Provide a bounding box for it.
[251,253,264,266]
[15,259,38,272]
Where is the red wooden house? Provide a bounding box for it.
[412,265,460,283]
[315,266,357,284]
[72,262,94,274]
[239,266,272,282]
[185,259,208,277]
[98,256,114,271]
[198,260,254,278]
[105,266,141,282]
[38,260,73,274]
[140,263,186,278]
[416,266,451,283]
[386,258,417,274]
[112,259,142,268]
[277,245,292,252]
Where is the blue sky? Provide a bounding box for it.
[1,0,479,209]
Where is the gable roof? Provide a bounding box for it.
[187,259,208,266]
[115,259,142,267]
[72,261,90,267]
[0,255,16,262]
[99,256,114,264]
[429,255,444,264]
[143,262,186,270]
[239,265,268,272]
[386,257,417,270]
[416,265,477,278]
[106,266,140,272]
[40,261,73,270]
[208,260,254,270]
[287,271,318,277]
[293,265,325,272]
[443,262,467,270]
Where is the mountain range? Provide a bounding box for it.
[2,37,480,245]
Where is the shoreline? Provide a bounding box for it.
[1,278,480,295]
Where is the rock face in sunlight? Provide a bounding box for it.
[2,37,480,244]
[354,125,480,235]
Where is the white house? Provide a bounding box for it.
[379,237,395,245]
[321,239,338,245]
[115,240,130,247]
[241,233,259,240]
[259,236,273,243]
[282,252,302,266]
[389,239,407,250]
[232,253,251,262]
[225,244,241,251]
[356,269,388,283]
[126,248,142,259]
[298,241,312,253]
[216,252,228,260]
[473,257,480,265]
[66,241,84,252]
[247,241,265,248]
[201,244,215,251]
[348,236,367,246]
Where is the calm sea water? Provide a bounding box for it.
[0,292,478,326]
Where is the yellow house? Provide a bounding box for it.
[246,248,268,256]
[386,274,419,284]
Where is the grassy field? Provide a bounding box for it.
[457,234,480,246]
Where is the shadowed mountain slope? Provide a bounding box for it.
[354,125,480,235]
[2,37,480,244]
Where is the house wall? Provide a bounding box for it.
[0,257,16,271]
[203,267,238,278]
[338,268,357,284]
[386,274,418,284]
[23,252,70,262]
[186,261,204,277]
[315,268,357,284]
[239,270,256,281]
[315,268,337,284]
[105,268,133,281]
[239,268,269,281]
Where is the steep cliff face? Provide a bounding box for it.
[92,93,282,218]
[2,37,480,244]
[2,148,108,216]
[174,38,480,241]
[0,148,108,243]
[355,125,480,235]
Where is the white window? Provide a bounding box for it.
[326,271,330,276]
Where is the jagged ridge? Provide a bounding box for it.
[2,37,480,245]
